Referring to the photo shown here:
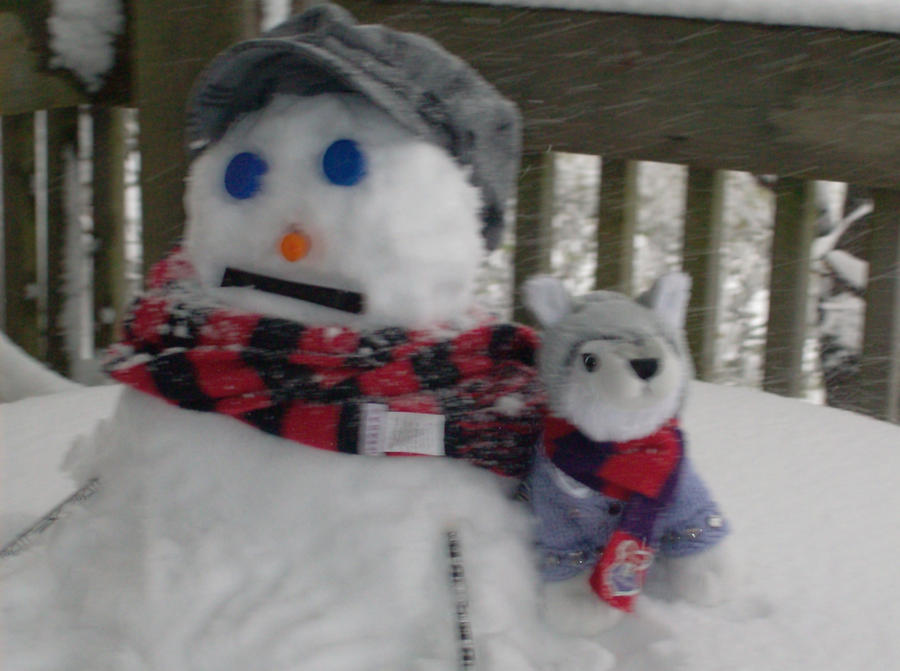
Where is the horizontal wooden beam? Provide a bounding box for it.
[340,0,900,190]
[0,3,130,115]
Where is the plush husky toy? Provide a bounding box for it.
[523,273,735,634]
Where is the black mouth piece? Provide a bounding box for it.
[221,267,365,315]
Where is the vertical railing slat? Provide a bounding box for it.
[513,150,555,324]
[45,107,79,374]
[595,158,638,295]
[131,0,256,272]
[2,113,40,357]
[858,189,900,422]
[763,179,818,397]
[92,107,128,350]
[682,168,726,380]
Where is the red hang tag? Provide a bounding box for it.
[589,530,655,612]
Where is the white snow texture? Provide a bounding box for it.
[0,331,79,403]
[439,0,900,34]
[48,0,124,92]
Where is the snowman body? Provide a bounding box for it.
[1,387,541,670]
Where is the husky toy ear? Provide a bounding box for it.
[638,272,692,332]
[522,275,573,328]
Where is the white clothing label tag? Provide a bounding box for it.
[360,404,445,457]
[385,411,445,456]
[360,403,388,456]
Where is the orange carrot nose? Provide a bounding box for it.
[280,231,311,262]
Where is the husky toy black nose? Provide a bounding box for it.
[630,358,659,380]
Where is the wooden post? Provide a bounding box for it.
[2,113,40,357]
[682,168,726,380]
[0,11,87,116]
[858,190,900,422]
[763,179,818,397]
[44,107,80,373]
[595,158,638,295]
[513,150,554,324]
[131,0,256,273]
[92,106,128,349]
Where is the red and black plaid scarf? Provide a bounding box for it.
[544,416,685,610]
[104,250,543,479]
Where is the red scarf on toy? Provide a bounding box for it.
[544,416,685,610]
[104,250,543,479]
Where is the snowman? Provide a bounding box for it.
[0,6,612,671]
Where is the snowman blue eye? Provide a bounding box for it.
[321,139,366,187]
[224,152,268,200]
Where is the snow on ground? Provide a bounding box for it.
[0,331,80,403]
[667,382,900,670]
[2,379,898,669]
[438,0,900,34]
[1,388,590,671]
[0,384,120,547]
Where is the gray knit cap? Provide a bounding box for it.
[185,3,521,249]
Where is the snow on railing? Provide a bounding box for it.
[435,0,900,35]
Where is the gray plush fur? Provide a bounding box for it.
[523,273,693,442]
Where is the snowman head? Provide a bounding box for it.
[182,5,520,328]
[185,93,483,327]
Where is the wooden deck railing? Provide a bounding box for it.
[0,0,253,370]
[339,0,900,422]
[2,0,898,422]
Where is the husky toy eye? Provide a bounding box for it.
[582,353,599,373]
[321,139,367,186]
[224,152,268,200]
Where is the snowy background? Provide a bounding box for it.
[3,1,899,669]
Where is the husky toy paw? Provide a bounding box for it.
[542,570,624,636]
[651,540,739,606]
[522,273,733,632]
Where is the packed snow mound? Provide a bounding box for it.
[0,384,121,547]
[2,381,899,670]
[0,331,79,403]
[1,389,611,671]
